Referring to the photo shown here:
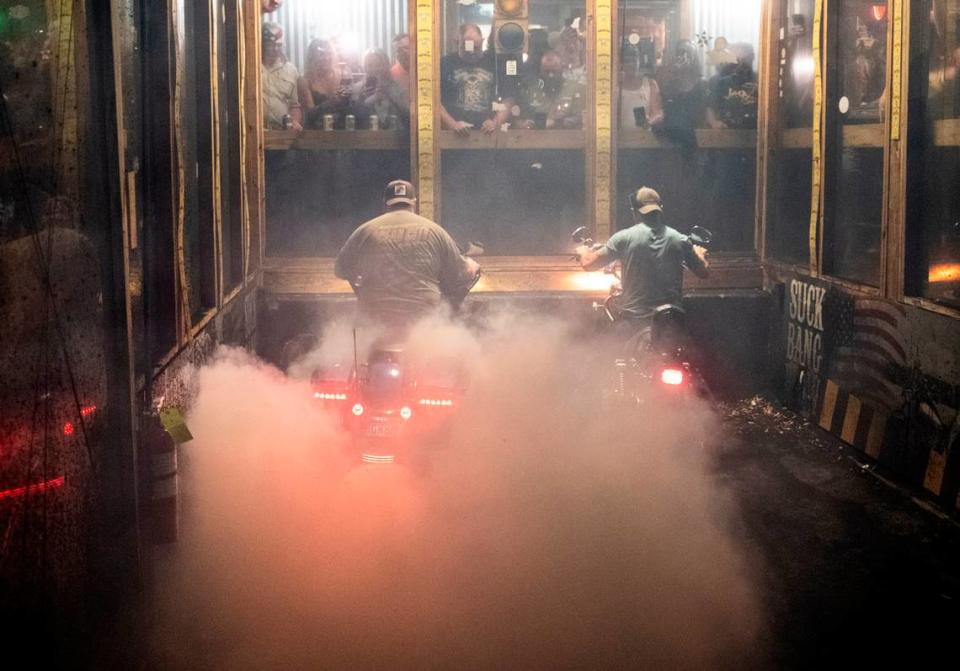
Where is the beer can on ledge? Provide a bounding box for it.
[387,114,399,130]
[345,114,356,131]
[322,114,335,131]
[369,114,379,131]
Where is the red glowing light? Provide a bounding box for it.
[871,5,886,21]
[660,368,685,386]
[0,475,66,501]
[81,404,97,417]
[63,422,75,436]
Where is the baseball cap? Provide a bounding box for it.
[262,22,283,44]
[631,186,663,214]
[384,180,416,207]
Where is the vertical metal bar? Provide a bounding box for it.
[755,0,779,261]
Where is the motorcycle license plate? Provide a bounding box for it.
[366,421,391,437]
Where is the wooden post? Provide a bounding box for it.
[242,0,264,277]
[755,0,780,262]
[808,0,826,276]
[415,0,437,221]
[209,0,225,307]
[882,0,908,300]
[592,0,614,241]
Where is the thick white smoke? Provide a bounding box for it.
[151,307,765,670]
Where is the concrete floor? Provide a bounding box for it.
[717,397,960,669]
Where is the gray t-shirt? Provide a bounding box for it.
[604,222,705,317]
[335,210,471,323]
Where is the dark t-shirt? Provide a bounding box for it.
[335,210,471,323]
[440,52,497,128]
[604,222,705,317]
[709,64,758,129]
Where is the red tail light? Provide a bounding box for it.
[63,422,75,436]
[660,368,685,386]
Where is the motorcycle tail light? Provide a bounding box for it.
[418,399,454,407]
[660,368,685,386]
[352,403,365,416]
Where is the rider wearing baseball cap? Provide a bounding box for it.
[575,185,709,321]
[335,179,480,328]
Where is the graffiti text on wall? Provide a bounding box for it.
[786,277,828,411]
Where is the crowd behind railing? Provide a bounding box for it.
[260,1,760,140]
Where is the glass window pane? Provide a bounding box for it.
[767,0,814,265]
[180,0,217,319]
[616,1,761,253]
[439,0,587,255]
[782,1,815,128]
[822,0,887,286]
[263,0,411,257]
[905,0,960,308]
[220,0,244,291]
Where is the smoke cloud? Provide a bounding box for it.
[151,307,766,670]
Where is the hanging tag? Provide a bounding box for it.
[160,408,194,444]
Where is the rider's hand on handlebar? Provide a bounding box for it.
[693,244,709,266]
[574,244,591,261]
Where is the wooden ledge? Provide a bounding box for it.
[262,255,763,298]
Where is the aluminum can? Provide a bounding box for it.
[387,114,399,130]
[322,114,335,131]
[369,114,379,131]
[281,114,291,130]
[345,114,356,131]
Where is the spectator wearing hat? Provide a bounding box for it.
[335,180,480,327]
[261,22,302,130]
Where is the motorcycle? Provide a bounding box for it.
[571,225,713,406]
[310,241,483,465]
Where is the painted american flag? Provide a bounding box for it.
[828,295,907,412]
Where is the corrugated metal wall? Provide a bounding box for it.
[270,0,408,74]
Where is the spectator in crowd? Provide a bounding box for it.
[523,28,551,81]
[261,0,282,14]
[844,22,886,123]
[520,50,585,129]
[390,32,411,107]
[656,39,706,152]
[298,38,352,129]
[440,23,511,135]
[353,48,408,129]
[929,45,960,119]
[552,23,587,85]
[706,42,757,129]
[620,39,664,129]
[261,22,302,130]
